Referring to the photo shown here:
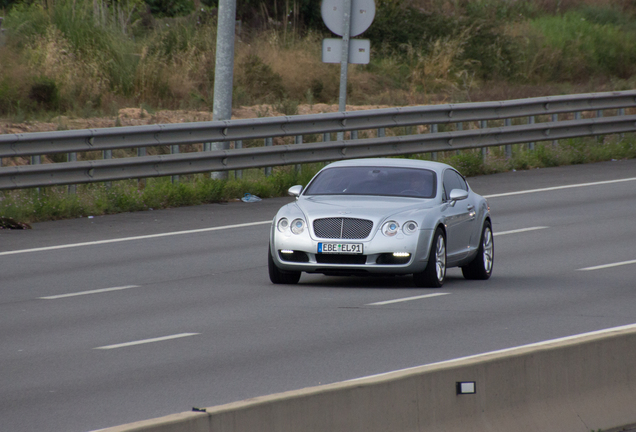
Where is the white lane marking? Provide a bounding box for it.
[494,226,548,236]
[39,285,140,300]
[94,333,199,350]
[367,293,450,306]
[578,259,636,271]
[484,176,636,199]
[344,322,636,383]
[0,220,272,257]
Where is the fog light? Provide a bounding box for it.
[281,250,294,254]
[392,252,410,257]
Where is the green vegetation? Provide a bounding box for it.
[1,0,636,223]
[2,0,636,115]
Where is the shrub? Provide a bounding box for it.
[236,54,285,102]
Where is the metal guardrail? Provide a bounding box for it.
[1,91,635,189]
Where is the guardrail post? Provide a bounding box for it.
[170,145,179,183]
[619,108,625,139]
[103,150,112,187]
[351,130,358,140]
[455,122,462,155]
[295,135,302,173]
[596,110,604,143]
[504,118,512,158]
[137,147,146,188]
[234,141,243,179]
[68,152,76,194]
[323,133,331,143]
[480,120,488,160]
[430,124,438,160]
[551,114,558,147]
[527,116,535,150]
[264,137,273,177]
[377,128,385,138]
[31,155,41,194]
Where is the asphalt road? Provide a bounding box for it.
[1,159,635,432]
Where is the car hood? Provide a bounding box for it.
[295,195,436,222]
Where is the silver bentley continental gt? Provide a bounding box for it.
[268,158,493,287]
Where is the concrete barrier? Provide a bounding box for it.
[101,324,636,432]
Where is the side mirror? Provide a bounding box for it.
[288,185,303,197]
[449,189,468,206]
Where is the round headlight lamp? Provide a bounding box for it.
[382,221,399,237]
[277,218,289,232]
[290,218,306,235]
[403,221,418,235]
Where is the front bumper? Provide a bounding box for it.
[270,229,434,275]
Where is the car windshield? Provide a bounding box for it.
[303,166,437,198]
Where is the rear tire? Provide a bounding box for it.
[268,246,301,284]
[461,220,494,280]
[413,228,446,288]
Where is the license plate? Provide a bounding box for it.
[318,243,363,254]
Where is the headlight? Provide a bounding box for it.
[277,218,289,232]
[403,221,418,235]
[382,221,399,237]
[290,218,306,235]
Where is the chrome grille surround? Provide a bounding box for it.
[313,217,373,239]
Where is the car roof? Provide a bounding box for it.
[321,158,454,174]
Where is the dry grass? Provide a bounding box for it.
[25,27,109,109]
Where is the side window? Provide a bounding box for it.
[442,169,466,200]
[442,170,457,201]
[454,171,468,191]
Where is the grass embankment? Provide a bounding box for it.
[1,0,636,223]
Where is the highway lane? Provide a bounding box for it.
[0,159,635,431]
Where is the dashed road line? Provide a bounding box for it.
[39,285,140,300]
[494,226,548,236]
[94,333,199,350]
[367,293,450,306]
[578,259,636,271]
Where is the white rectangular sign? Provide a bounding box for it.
[322,38,370,64]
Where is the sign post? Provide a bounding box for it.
[321,0,375,140]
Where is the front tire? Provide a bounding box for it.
[268,246,301,284]
[461,220,494,280]
[413,227,446,288]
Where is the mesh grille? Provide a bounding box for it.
[316,254,367,264]
[313,218,373,239]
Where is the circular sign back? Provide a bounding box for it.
[321,0,376,37]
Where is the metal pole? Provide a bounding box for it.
[295,135,302,173]
[264,137,273,177]
[480,120,487,159]
[430,124,438,161]
[137,147,146,188]
[103,149,112,188]
[171,145,179,183]
[504,118,512,158]
[209,0,237,180]
[234,140,242,179]
[337,0,352,141]
[68,152,76,194]
[527,116,535,150]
